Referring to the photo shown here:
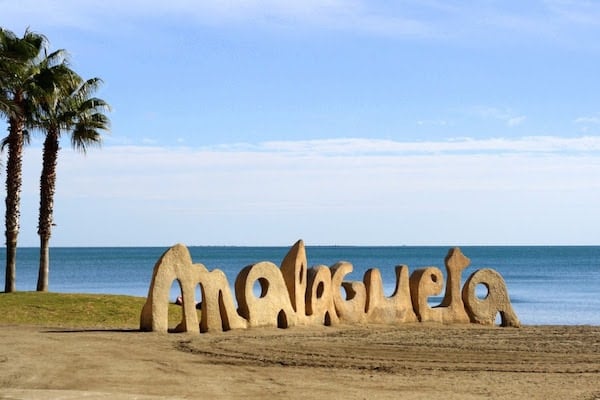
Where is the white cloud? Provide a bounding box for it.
[574,115,600,133]
[575,116,600,124]
[470,106,526,128]
[233,136,600,155]
[545,0,600,26]
[507,116,527,127]
[7,136,600,246]
[417,119,449,127]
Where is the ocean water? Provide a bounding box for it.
[1,246,599,326]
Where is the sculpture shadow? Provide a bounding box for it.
[43,328,141,334]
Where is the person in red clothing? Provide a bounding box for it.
[175,295,202,309]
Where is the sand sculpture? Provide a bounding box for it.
[140,240,520,334]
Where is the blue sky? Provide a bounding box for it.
[1,0,600,246]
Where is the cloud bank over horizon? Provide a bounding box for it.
[5,135,598,247]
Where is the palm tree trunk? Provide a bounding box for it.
[4,114,25,293]
[38,236,50,292]
[37,129,59,292]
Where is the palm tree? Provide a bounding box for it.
[0,28,48,292]
[32,69,110,291]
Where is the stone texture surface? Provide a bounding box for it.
[140,243,245,334]
[462,268,521,327]
[280,240,308,324]
[235,261,298,329]
[198,269,247,333]
[409,267,444,322]
[305,265,339,326]
[364,266,418,323]
[331,262,367,324]
[434,247,471,324]
[140,243,201,334]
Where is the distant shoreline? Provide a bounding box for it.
[5,244,600,248]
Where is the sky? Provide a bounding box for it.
[1,0,599,246]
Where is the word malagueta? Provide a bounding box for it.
[140,240,520,334]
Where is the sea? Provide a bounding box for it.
[1,246,599,326]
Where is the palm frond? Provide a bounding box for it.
[71,124,103,153]
[0,135,8,151]
[0,28,47,65]
[43,49,69,69]
[0,130,30,151]
[74,77,103,100]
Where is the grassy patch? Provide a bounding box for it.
[0,292,185,329]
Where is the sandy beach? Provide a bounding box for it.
[1,323,599,399]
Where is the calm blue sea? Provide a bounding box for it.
[1,246,599,326]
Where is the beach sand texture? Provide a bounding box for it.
[1,324,599,399]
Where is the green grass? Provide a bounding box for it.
[0,292,185,329]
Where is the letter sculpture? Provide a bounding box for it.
[140,240,520,334]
